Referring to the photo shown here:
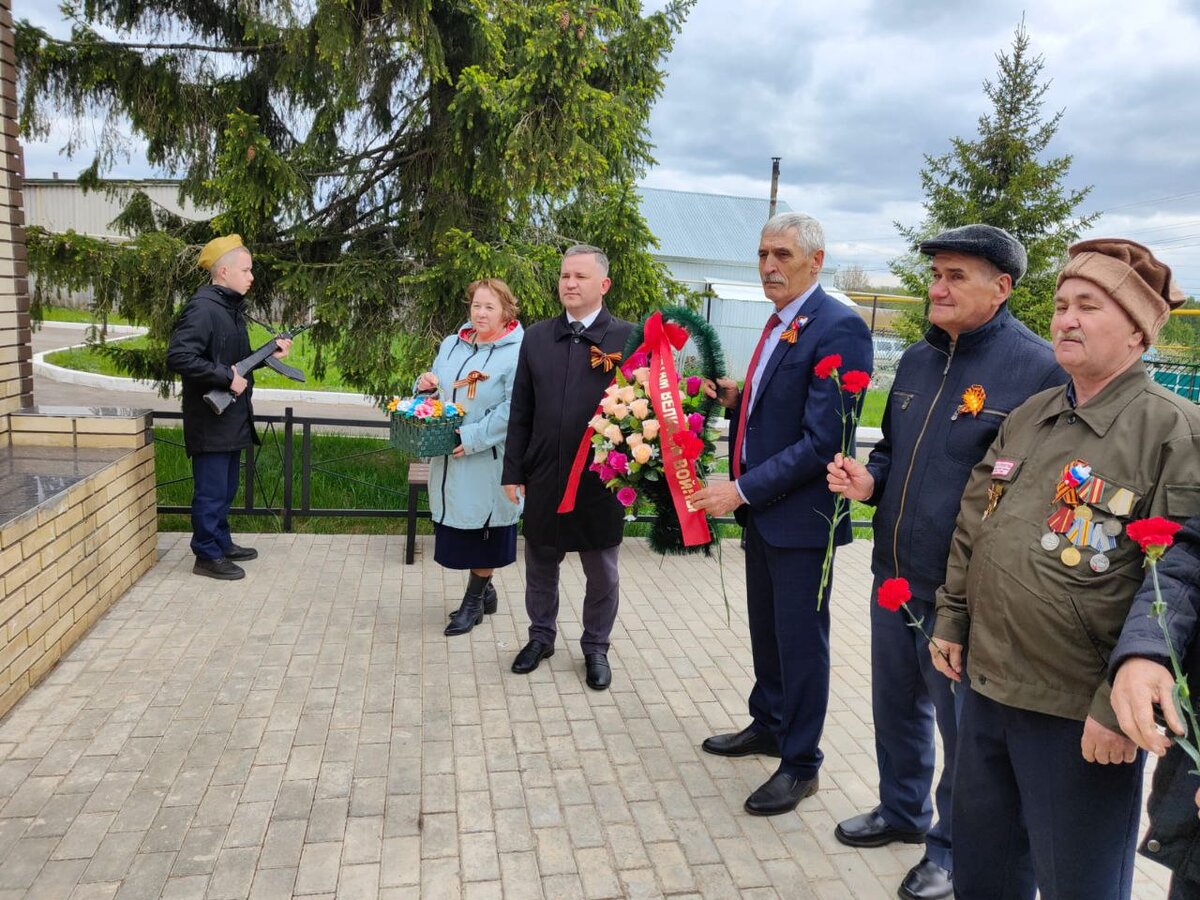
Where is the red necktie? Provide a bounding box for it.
[731,312,781,479]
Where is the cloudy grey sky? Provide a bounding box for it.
[20,0,1200,293]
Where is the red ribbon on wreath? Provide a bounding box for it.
[558,311,712,547]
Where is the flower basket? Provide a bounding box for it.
[389,414,463,457]
[386,396,466,457]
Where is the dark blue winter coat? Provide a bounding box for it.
[865,304,1065,599]
[1110,516,1200,886]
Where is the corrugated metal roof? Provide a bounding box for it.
[638,187,791,266]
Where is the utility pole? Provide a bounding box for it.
[768,157,781,218]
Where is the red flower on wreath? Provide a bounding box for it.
[841,370,872,395]
[814,354,842,379]
[877,577,912,612]
[672,430,704,461]
[1127,517,1183,561]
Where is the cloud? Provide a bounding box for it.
[18,0,1200,292]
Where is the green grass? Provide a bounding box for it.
[48,326,358,393]
[39,305,132,325]
[859,390,885,428]
[155,425,417,534]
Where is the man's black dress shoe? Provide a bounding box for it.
[223,544,258,561]
[744,771,818,816]
[584,653,611,690]
[899,857,953,900]
[511,640,554,674]
[701,724,781,758]
[193,557,245,580]
[835,808,926,848]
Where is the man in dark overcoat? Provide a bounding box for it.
[502,244,634,690]
[166,235,291,580]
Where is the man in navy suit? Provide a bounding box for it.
[693,212,873,815]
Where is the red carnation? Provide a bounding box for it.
[877,577,912,612]
[1127,517,1183,559]
[814,354,842,379]
[672,430,704,461]
[841,370,872,395]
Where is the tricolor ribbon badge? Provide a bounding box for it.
[780,315,809,344]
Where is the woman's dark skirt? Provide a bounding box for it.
[433,523,517,570]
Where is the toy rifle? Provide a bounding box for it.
[203,322,315,415]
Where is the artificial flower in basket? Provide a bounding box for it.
[558,306,726,555]
[386,395,466,457]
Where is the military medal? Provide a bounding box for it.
[1047,506,1075,534]
[1089,527,1118,553]
[1061,546,1082,567]
[1102,518,1122,537]
[1074,504,1093,522]
[983,482,1004,521]
[1090,553,1111,573]
[1107,488,1135,516]
[1040,532,1060,551]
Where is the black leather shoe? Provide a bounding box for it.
[584,653,611,690]
[193,557,245,580]
[744,771,818,816]
[899,857,953,900]
[223,544,258,561]
[511,640,554,674]
[701,725,780,758]
[835,808,926,848]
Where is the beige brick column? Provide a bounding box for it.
[0,0,32,418]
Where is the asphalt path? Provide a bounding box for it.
[30,324,389,434]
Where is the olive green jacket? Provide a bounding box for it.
[934,361,1200,730]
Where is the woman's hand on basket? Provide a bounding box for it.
[416,372,438,392]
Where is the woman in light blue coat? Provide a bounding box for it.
[416,279,524,636]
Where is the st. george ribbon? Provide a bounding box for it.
[558,311,712,547]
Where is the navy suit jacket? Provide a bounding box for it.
[732,286,874,549]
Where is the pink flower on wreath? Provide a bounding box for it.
[622,351,649,376]
[617,486,638,507]
[607,451,629,475]
[685,376,702,396]
[598,464,616,482]
[688,412,704,434]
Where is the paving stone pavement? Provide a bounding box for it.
[0,534,1172,899]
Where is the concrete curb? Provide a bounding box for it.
[34,337,379,408]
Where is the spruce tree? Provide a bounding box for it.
[891,20,1097,339]
[18,1,693,395]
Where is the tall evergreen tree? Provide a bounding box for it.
[18,1,693,395]
[891,21,1097,338]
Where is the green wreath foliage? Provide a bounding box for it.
[622,305,728,556]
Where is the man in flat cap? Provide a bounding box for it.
[929,239,1200,898]
[826,224,1064,899]
[167,236,291,580]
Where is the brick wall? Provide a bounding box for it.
[0,0,32,422]
[0,416,157,719]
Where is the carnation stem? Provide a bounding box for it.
[901,602,952,667]
[1149,561,1200,770]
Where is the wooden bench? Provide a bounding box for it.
[405,461,430,564]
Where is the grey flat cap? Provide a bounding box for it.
[919,224,1028,284]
